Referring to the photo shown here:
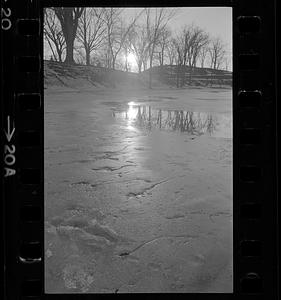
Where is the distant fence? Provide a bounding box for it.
[149,65,232,87]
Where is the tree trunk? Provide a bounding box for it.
[85,49,90,65]
[46,38,58,62]
[143,61,146,71]
[124,48,128,72]
[188,65,192,85]
[176,64,180,88]
[54,8,84,65]
[112,56,116,70]
[201,58,204,68]
[148,56,153,89]
[62,13,76,64]
[180,64,186,87]
[213,57,217,70]
[138,62,142,73]
[65,42,74,63]
[64,33,75,64]
[160,47,164,66]
[58,50,63,63]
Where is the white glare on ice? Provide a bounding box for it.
[126,105,138,121]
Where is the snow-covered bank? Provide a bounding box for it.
[44,60,232,91]
[44,86,232,293]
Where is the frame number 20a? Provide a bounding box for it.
[4,116,16,177]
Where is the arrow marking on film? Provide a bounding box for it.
[4,116,15,142]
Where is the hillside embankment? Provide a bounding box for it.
[44,60,232,91]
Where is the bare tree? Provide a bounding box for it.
[165,38,178,85]
[224,56,230,71]
[156,27,171,67]
[123,40,130,72]
[53,7,84,64]
[198,45,209,68]
[145,8,176,88]
[44,8,66,62]
[103,8,143,70]
[171,25,191,87]
[190,28,209,68]
[130,24,149,73]
[173,25,194,86]
[188,27,209,83]
[76,8,106,65]
[171,24,210,86]
[208,37,226,70]
[98,46,111,68]
[166,38,177,65]
[122,28,136,72]
[172,36,184,88]
[102,8,121,69]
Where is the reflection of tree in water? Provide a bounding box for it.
[128,106,217,135]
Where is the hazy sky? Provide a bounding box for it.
[122,7,232,50]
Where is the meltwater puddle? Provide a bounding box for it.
[112,103,232,138]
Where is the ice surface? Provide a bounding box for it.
[45,86,232,293]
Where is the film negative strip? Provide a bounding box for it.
[1,0,278,298]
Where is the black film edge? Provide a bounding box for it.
[1,0,278,299]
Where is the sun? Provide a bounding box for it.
[126,53,137,69]
[127,53,136,64]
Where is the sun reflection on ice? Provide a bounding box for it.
[126,103,138,130]
[127,125,135,131]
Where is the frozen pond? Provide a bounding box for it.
[45,88,232,293]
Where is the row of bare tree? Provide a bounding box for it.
[44,7,229,88]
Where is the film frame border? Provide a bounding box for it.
[1,0,278,298]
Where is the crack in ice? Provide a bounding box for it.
[118,234,197,257]
[127,178,171,198]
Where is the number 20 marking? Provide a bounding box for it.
[4,144,15,165]
[1,8,12,30]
